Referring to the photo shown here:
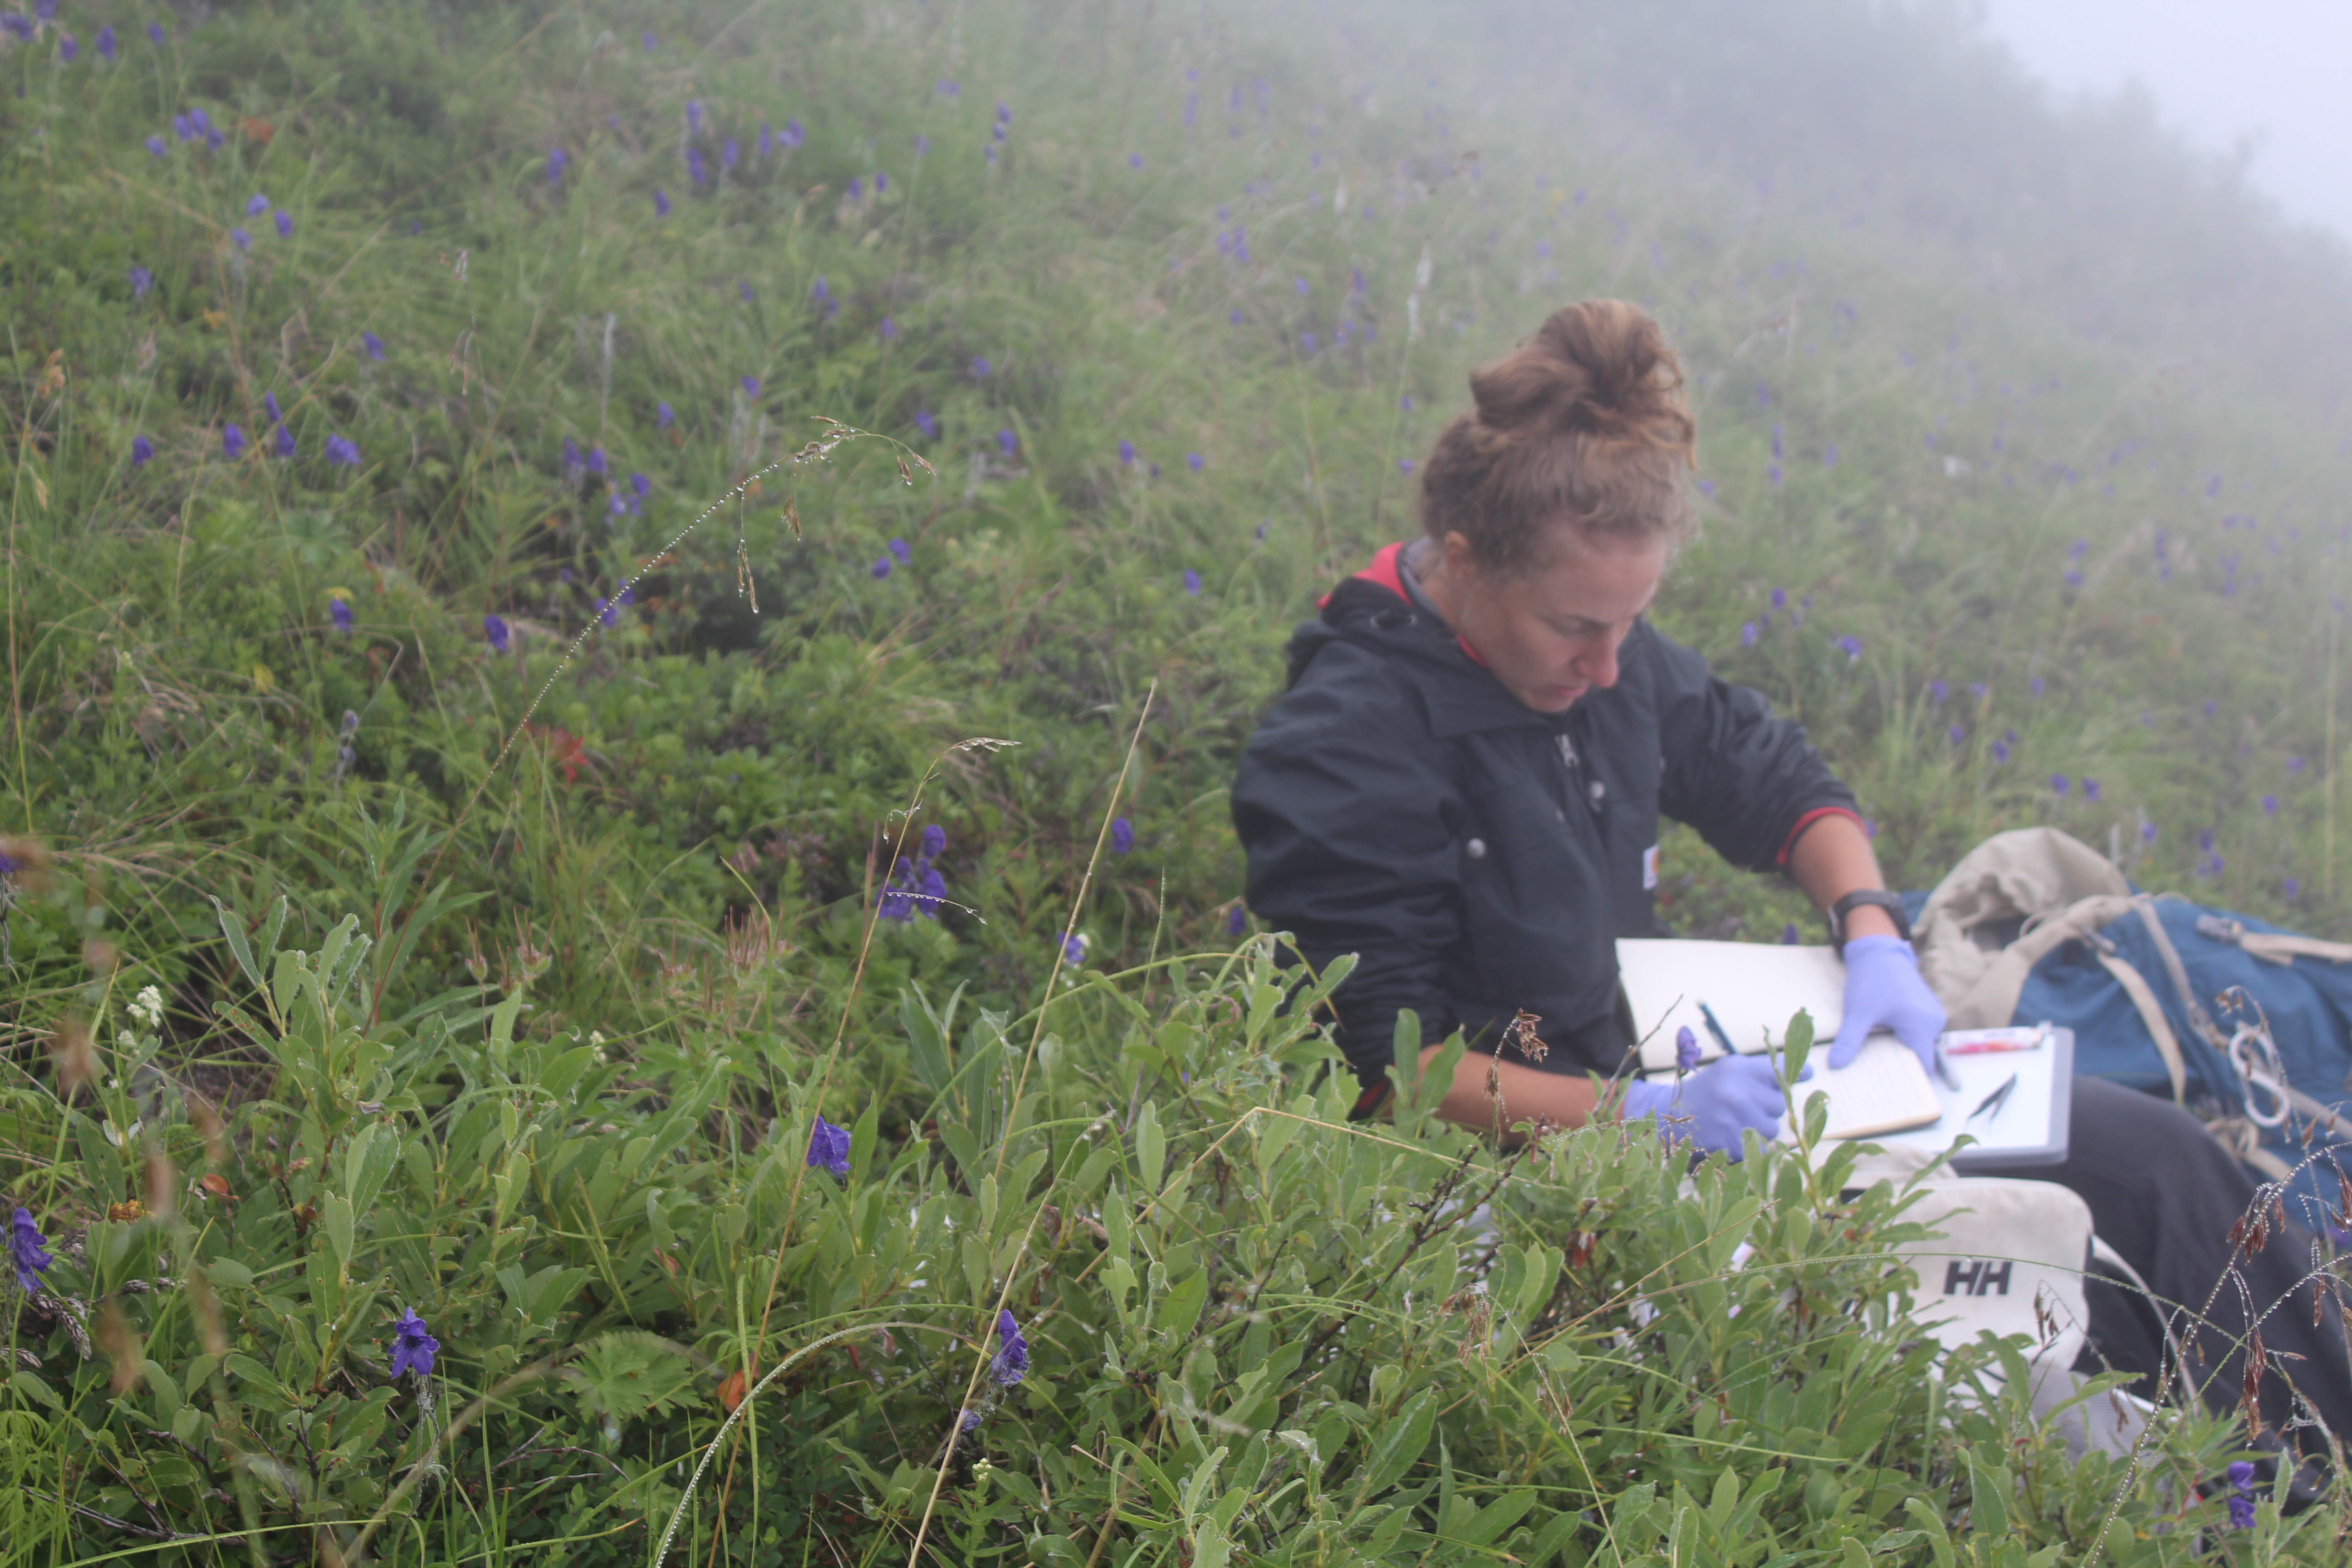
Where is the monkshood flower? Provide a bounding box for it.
[1740,622,1759,647]
[2285,876,2302,900]
[631,472,651,501]
[148,22,164,44]
[997,429,1016,457]
[2263,794,2280,816]
[129,265,152,298]
[870,556,892,579]
[888,538,910,564]
[1398,458,1415,474]
[1110,817,1134,854]
[922,824,946,858]
[722,137,740,171]
[10,1207,53,1293]
[247,193,271,216]
[2228,1460,2257,1529]
[274,210,293,238]
[686,147,707,186]
[484,614,509,652]
[231,227,252,253]
[363,331,385,362]
[146,134,165,156]
[1225,905,1247,937]
[222,424,246,459]
[1118,439,1136,466]
[2082,779,2101,802]
[58,32,74,61]
[326,433,360,466]
[388,1308,439,1379]
[642,30,656,51]
[653,186,671,216]
[585,446,606,476]
[806,1115,851,1178]
[1183,568,1201,596]
[878,317,897,339]
[274,423,296,459]
[959,1408,981,1432]
[913,134,928,157]
[1061,932,1088,966]
[329,598,353,632]
[1947,723,1965,745]
[1835,636,1862,661]
[737,280,754,304]
[686,100,704,135]
[1780,923,1801,945]
[970,356,991,379]
[657,401,675,429]
[1186,452,1204,472]
[265,392,283,422]
[913,410,937,439]
[547,146,568,185]
[1128,152,1144,169]
[740,375,760,397]
[780,118,804,148]
[2051,774,2069,797]
[96,24,114,59]
[760,122,775,156]
[595,596,618,628]
[131,436,154,468]
[936,78,960,96]
[2141,822,2158,845]
[1675,1025,1701,1074]
[991,1310,1029,1386]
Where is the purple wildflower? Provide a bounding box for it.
[1226,904,1248,937]
[1780,922,1801,945]
[888,538,910,564]
[2286,876,2302,900]
[879,317,897,339]
[1823,444,1838,469]
[146,134,165,156]
[782,118,804,148]
[1111,817,1134,855]
[1398,458,1415,475]
[329,598,353,632]
[96,24,115,59]
[1128,152,1144,170]
[873,172,887,193]
[1118,439,1136,466]
[2227,1460,2257,1529]
[274,423,296,459]
[2141,822,2158,845]
[1836,635,1862,661]
[264,392,284,423]
[1186,452,1205,473]
[921,823,946,858]
[656,401,674,429]
[148,22,164,44]
[914,133,929,156]
[547,146,568,185]
[387,1308,439,1379]
[2263,794,2280,816]
[597,596,619,627]
[1183,568,1202,597]
[1771,588,1787,610]
[1061,933,1088,966]
[760,122,774,156]
[2289,755,2308,774]
[631,472,650,500]
[913,410,937,439]
[722,137,740,171]
[997,428,1017,457]
[653,186,671,217]
[10,1208,53,1293]
[272,209,293,239]
[1675,1025,1701,1074]
[642,30,656,51]
[58,32,74,61]
[991,1310,1029,1386]
[740,375,760,397]
[2082,779,2101,802]
[484,614,510,651]
[586,446,607,476]
[2031,676,2046,698]
[870,557,892,579]
[246,194,271,217]
[190,108,208,134]
[222,424,246,459]
[686,100,703,135]
[1741,622,1759,647]
[129,264,152,299]
[230,227,252,253]
[959,1408,981,1432]
[131,436,154,468]
[686,147,707,186]
[806,1115,852,1178]
[846,175,863,201]
[2051,774,2069,797]
[1947,723,1965,745]
[970,356,991,379]
[363,331,385,362]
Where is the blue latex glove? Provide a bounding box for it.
[1828,934,1948,1073]
[1621,1055,1811,1158]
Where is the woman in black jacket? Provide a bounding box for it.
[1231,298,2352,1457]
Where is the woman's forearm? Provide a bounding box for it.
[1417,1042,1601,1143]
[1786,813,1901,941]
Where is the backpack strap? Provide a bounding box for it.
[2085,942,2190,1105]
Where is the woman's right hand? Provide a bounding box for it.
[1622,1054,1810,1157]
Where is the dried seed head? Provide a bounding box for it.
[49,1018,98,1096]
[1507,1009,1548,1063]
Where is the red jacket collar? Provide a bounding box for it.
[1319,542,1488,667]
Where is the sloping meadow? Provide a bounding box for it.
[4,0,2350,1561]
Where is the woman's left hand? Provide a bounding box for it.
[1828,935,1947,1073]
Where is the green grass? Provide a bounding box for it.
[5,0,2352,1563]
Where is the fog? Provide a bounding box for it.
[1980,0,2352,246]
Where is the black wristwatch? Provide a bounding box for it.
[1828,889,1911,956]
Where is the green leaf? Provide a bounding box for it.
[10,1369,63,1411]
[1155,1266,1209,1340]
[1134,1098,1165,1192]
[203,1258,255,1289]
[321,1191,356,1273]
[1354,1390,1436,1497]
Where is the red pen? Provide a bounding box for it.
[1940,1025,2048,1056]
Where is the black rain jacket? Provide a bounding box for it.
[1231,544,1858,1091]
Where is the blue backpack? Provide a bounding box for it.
[1911,829,2352,1240]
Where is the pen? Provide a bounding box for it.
[1696,1000,1737,1058]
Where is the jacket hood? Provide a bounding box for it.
[1286,542,1598,737]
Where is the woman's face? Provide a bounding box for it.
[1439,526,1667,714]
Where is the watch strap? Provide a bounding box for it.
[1828,889,1911,955]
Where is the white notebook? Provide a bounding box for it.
[1616,937,2073,1167]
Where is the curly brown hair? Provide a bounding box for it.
[1418,299,1698,575]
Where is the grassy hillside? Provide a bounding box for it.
[5,1,2350,1563]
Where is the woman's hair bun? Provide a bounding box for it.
[1418,299,1700,574]
[1468,299,1688,444]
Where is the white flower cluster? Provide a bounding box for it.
[127,985,164,1030]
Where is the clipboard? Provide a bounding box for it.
[1616,937,2073,1172]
